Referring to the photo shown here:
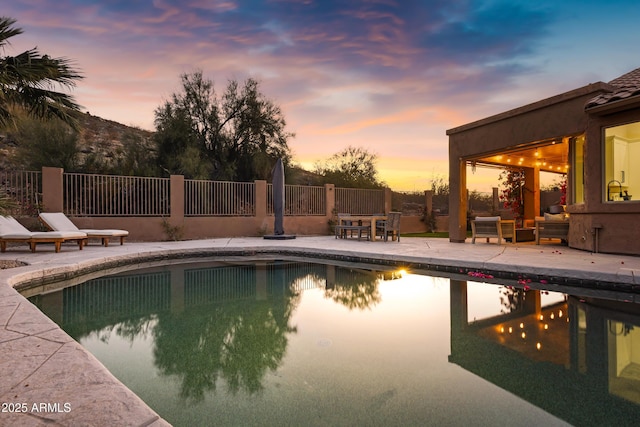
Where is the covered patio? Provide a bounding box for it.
[447,67,640,255]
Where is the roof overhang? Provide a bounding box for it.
[447,82,613,136]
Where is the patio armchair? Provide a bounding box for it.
[379,212,401,242]
[535,213,570,244]
[471,216,516,244]
[0,215,87,253]
[39,212,129,246]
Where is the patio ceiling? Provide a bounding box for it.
[470,139,569,174]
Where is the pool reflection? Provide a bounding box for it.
[30,261,385,401]
[450,280,640,425]
[27,261,640,425]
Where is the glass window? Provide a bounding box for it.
[570,135,585,204]
[604,122,640,202]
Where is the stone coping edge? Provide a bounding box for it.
[2,245,640,425]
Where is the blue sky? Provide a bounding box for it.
[4,0,640,190]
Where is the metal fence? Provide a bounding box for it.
[4,170,390,220]
[185,180,255,216]
[64,173,170,216]
[335,187,385,215]
[267,184,326,215]
[0,170,42,216]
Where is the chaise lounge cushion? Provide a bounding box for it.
[0,216,87,252]
[544,212,568,221]
[474,216,501,222]
[39,212,128,246]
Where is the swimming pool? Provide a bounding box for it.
[27,258,640,426]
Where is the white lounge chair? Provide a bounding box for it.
[39,212,128,246]
[0,216,87,253]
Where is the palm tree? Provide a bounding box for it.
[0,16,83,129]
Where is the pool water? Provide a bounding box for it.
[28,259,640,426]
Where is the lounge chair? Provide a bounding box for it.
[39,212,128,246]
[0,216,87,253]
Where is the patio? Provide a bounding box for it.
[1,236,639,424]
[448,67,640,255]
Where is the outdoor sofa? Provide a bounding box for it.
[535,213,570,244]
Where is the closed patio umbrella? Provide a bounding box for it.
[272,158,285,235]
[264,158,295,239]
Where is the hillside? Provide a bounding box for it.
[0,112,321,184]
[0,112,153,172]
[75,112,155,160]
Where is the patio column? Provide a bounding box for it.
[449,158,467,243]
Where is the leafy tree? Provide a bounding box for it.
[429,175,449,195]
[313,146,384,188]
[154,71,293,181]
[0,16,83,129]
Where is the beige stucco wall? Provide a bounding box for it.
[568,106,640,255]
[63,215,429,241]
[34,168,398,242]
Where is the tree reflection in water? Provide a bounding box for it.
[324,268,382,310]
[153,296,297,401]
[43,262,393,402]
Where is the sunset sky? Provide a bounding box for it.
[4,1,640,191]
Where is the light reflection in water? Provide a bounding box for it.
[27,260,640,427]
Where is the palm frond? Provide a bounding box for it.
[0,17,23,49]
[0,17,83,129]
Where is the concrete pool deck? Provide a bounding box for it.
[1,236,640,425]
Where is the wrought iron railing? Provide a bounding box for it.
[267,184,326,215]
[184,180,255,216]
[0,170,42,216]
[335,187,385,215]
[63,173,170,216]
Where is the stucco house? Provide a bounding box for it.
[447,67,640,255]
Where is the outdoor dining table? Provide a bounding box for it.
[338,215,387,240]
